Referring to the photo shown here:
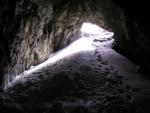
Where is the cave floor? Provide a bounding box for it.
[1,31,150,113]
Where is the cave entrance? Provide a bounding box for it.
[3,22,114,90]
[80,22,114,46]
[54,22,114,59]
[81,23,107,35]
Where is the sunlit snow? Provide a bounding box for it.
[4,22,114,90]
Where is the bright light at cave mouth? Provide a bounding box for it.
[81,23,105,34]
[4,22,114,90]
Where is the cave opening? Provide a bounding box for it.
[1,0,150,113]
[3,22,114,90]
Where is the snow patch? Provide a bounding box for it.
[3,22,114,90]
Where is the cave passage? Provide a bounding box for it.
[1,0,150,112]
[2,22,150,113]
[4,22,114,90]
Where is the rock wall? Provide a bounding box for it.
[113,0,150,75]
[0,0,126,88]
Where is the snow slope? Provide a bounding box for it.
[3,23,150,113]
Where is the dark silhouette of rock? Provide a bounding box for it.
[46,102,66,113]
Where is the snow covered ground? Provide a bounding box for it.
[4,23,114,89]
[2,23,150,113]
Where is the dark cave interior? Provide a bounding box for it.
[0,0,150,113]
